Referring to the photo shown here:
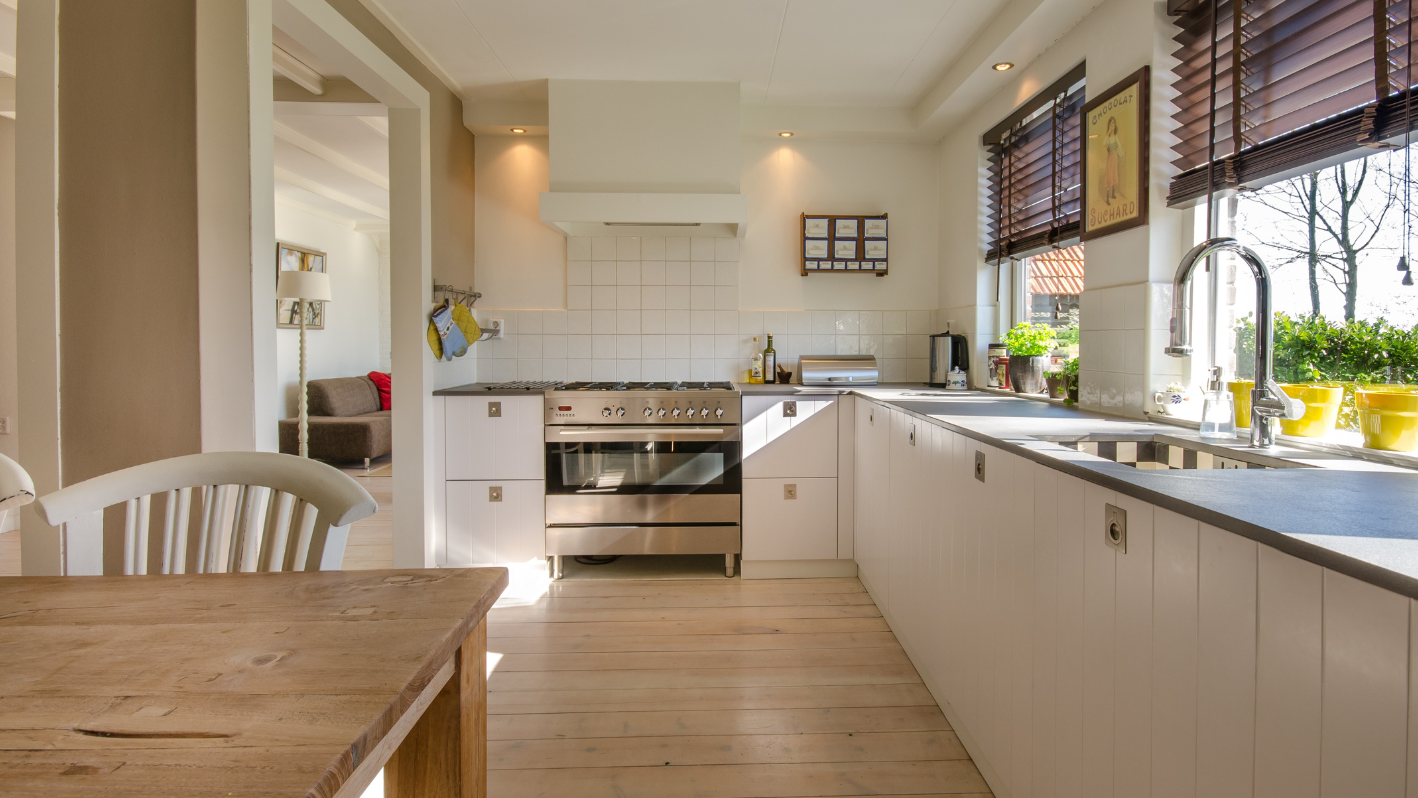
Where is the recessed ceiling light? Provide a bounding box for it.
[992,62,1014,72]
[779,131,794,137]
[510,127,526,133]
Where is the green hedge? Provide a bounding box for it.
[1234,313,1418,429]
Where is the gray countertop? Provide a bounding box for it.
[853,387,1418,600]
[433,382,560,396]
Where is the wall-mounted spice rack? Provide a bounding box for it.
[800,212,887,276]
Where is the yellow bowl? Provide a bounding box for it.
[1227,380,1254,429]
[1278,383,1344,438]
[1356,387,1418,452]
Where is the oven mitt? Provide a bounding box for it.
[427,300,453,359]
[426,318,443,359]
[450,304,480,353]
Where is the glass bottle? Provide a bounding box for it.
[1199,366,1237,439]
[749,337,764,384]
[763,334,777,381]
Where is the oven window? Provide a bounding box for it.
[548,441,737,494]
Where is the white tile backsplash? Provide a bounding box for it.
[690,238,716,261]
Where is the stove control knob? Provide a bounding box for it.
[602,407,612,417]
[700,407,710,418]
[658,408,667,418]
[617,407,626,417]
[715,407,724,419]
[672,408,681,418]
[643,407,653,417]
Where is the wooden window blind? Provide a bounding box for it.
[1167,0,1416,206]
[985,63,1087,262]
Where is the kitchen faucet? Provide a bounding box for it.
[1164,237,1303,448]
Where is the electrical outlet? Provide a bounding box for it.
[488,319,504,339]
[0,417,9,434]
[783,483,797,500]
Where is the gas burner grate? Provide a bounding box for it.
[481,380,565,391]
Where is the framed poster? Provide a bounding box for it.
[864,217,888,238]
[834,239,858,259]
[864,239,887,259]
[276,242,327,329]
[834,218,858,239]
[804,238,830,259]
[803,217,830,238]
[1081,66,1149,241]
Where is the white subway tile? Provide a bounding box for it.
[785,334,810,357]
[1100,286,1126,330]
[592,261,616,285]
[715,334,739,358]
[617,335,641,358]
[690,238,716,260]
[787,311,812,335]
[665,285,690,310]
[666,334,690,358]
[516,310,542,334]
[490,334,516,359]
[617,286,641,309]
[1122,283,1147,330]
[715,310,739,333]
[476,357,493,382]
[567,286,591,310]
[493,359,516,382]
[810,334,835,352]
[591,309,616,334]
[715,262,739,286]
[666,310,690,334]
[542,359,567,381]
[617,309,640,334]
[591,335,616,359]
[1149,282,1174,331]
[738,311,763,335]
[836,335,860,355]
[542,310,567,335]
[641,309,666,334]
[691,262,715,286]
[567,236,592,261]
[907,334,928,359]
[591,237,617,261]
[835,311,859,335]
[1124,373,1145,417]
[1100,371,1125,412]
[716,359,742,381]
[690,286,715,310]
[715,237,739,261]
[690,311,714,335]
[567,335,592,359]
[641,261,666,285]
[542,334,567,359]
[666,237,691,261]
[1080,369,1102,410]
[861,334,883,356]
[592,359,617,381]
[617,236,640,260]
[617,359,639,381]
[641,359,666,381]
[859,311,882,335]
[763,310,790,335]
[666,358,690,380]
[591,286,617,309]
[567,261,591,286]
[666,262,690,285]
[715,286,737,310]
[516,359,541,380]
[641,236,666,259]
[882,359,906,382]
[811,311,835,334]
[1124,329,1146,374]
[907,359,929,382]
[884,334,906,359]
[883,310,907,334]
[1080,289,1101,331]
[617,261,641,286]
[568,359,592,382]
[641,285,666,309]
[690,359,715,380]
[690,334,715,359]
[641,334,666,358]
[1097,329,1124,372]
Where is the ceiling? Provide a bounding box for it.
[369,0,1012,107]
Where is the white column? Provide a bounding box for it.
[15,0,62,574]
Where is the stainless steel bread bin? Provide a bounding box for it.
[798,354,879,385]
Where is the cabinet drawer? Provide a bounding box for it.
[742,396,837,479]
[445,396,544,480]
[742,477,837,560]
[445,480,544,565]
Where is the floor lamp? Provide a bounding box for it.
[275,270,332,458]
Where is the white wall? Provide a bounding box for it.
[474,135,565,310]
[0,117,15,463]
[274,204,383,418]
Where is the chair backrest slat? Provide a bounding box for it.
[35,452,376,576]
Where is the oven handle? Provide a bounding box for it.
[545,426,739,443]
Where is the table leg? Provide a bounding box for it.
[385,617,488,798]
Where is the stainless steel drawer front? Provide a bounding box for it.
[544,525,741,556]
[546,493,741,525]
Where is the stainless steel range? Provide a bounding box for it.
[543,381,742,578]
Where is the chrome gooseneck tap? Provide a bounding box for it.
[1164,237,1303,448]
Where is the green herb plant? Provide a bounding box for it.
[1003,322,1058,358]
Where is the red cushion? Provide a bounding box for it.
[367,371,392,411]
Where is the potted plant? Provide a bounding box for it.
[1002,322,1057,395]
[1045,366,1066,399]
[1063,357,1080,404]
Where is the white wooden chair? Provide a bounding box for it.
[0,453,36,512]
[35,452,377,576]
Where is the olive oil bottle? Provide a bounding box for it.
[749,337,764,384]
[763,334,776,381]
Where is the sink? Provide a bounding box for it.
[1032,434,1312,471]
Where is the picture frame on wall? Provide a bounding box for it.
[276,242,327,330]
[864,239,887,259]
[803,217,830,238]
[804,238,830,259]
[864,217,888,238]
[834,239,858,259]
[834,218,858,239]
[1080,65,1150,241]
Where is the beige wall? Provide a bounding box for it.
[0,117,15,463]
[474,135,565,310]
[58,0,203,484]
[327,0,476,291]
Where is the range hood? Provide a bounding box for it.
[538,192,749,239]
[539,80,748,238]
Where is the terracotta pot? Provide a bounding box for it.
[1008,355,1048,395]
[1045,376,1065,399]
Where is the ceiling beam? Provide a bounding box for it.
[353,0,469,102]
[275,193,358,227]
[273,44,325,95]
[273,119,389,189]
[358,116,388,137]
[276,166,388,219]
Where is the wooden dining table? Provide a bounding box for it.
[0,567,508,798]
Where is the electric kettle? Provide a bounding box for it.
[928,333,970,386]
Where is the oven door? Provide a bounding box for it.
[544,426,741,525]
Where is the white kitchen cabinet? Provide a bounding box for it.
[444,395,544,481]
[742,477,838,561]
[742,395,837,479]
[445,479,545,565]
[853,399,891,604]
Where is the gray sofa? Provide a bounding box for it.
[278,376,391,466]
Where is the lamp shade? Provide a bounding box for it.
[275,270,333,302]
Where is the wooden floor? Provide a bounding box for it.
[484,576,993,798]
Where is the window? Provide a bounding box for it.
[985,63,1087,261]
[1017,244,1085,337]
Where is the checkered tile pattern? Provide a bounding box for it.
[1067,440,1269,470]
